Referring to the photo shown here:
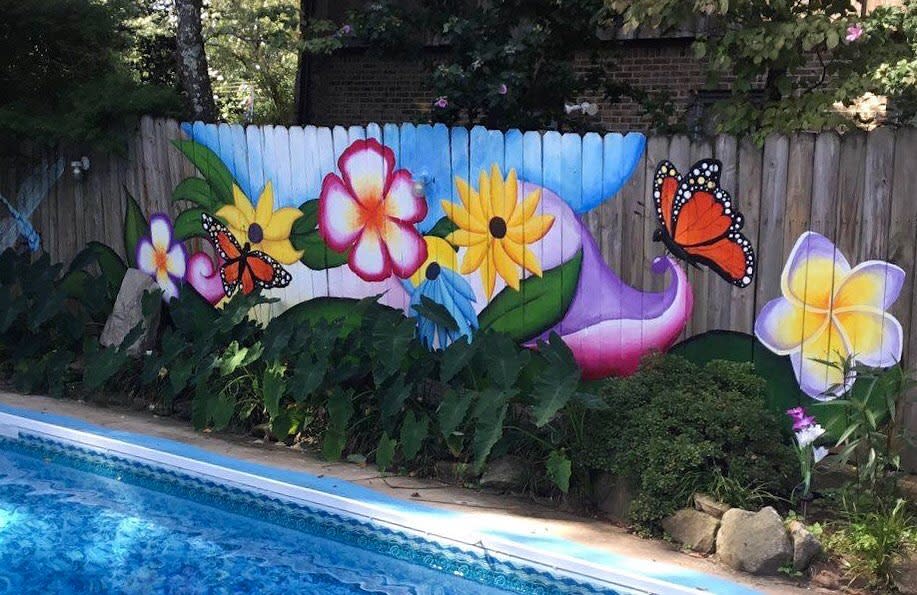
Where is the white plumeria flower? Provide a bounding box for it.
[795,423,826,449]
[813,446,830,463]
[136,213,187,301]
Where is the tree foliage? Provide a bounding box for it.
[0,0,181,150]
[306,0,634,131]
[610,0,917,138]
[204,0,303,123]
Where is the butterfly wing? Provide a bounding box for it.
[669,159,756,287]
[652,161,681,235]
[243,250,292,291]
[683,234,756,288]
[201,212,244,296]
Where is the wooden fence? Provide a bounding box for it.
[1,117,916,467]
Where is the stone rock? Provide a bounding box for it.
[479,456,530,491]
[716,507,792,575]
[787,520,822,571]
[693,493,732,519]
[100,269,161,356]
[893,554,917,595]
[661,508,720,554]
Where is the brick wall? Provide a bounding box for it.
[308,39,708,132]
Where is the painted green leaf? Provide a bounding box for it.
[172,140,234,205]
[290,200,350,270]
[427,216,458,240]
[276,296,396,333]
[173,207,208,241]
[400,411,429,462]
[546,450,572,493]
[437,389,474,438]
[172,177,222,212]
[123,191,148,268]
[376,433,397,471]
[477,248,583,342]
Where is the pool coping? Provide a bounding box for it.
[0,402,761,595]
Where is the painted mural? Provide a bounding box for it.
[104,121,903,399]
[137,122,697,381]
[754,231,905,400]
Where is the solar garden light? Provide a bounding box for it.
[413,172,432,197]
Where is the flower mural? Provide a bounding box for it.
[170,122,691,381]
[443,165,554,298]
[216,181,304,265]
[755,231,905,399]
[319,138,428,282]
[136,214,187,301]
[186,250,225,305]
[404,236,478,349]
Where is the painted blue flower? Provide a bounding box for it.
[403,264,478,350]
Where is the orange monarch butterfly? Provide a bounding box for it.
[201,213,292,297]
[652,159,756,288]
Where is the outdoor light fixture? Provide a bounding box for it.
[70,156,90,181]
[564,102,599,116]
[412,173,432,197]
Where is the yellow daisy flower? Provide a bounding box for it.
[441,165,554,298]
[216,181,304,265]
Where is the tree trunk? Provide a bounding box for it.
[175,0,217,122]
[293,0,316,125]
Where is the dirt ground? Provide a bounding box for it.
[1,391,832,595]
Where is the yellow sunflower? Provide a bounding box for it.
[216,181,304,265]
[441,165,554,298]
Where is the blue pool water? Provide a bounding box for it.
[0,436,617,595]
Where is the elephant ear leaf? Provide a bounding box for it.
[171,140,235,206]
[123,190,148,268]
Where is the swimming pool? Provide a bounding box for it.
[0,405,746,595]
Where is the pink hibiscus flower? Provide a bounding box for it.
[318,139,428,281]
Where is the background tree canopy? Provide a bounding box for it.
[1,0,915,146]
[612,0,917,138]
[0,0,182,151]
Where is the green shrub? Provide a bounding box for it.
[578,355,798,530]
[0,248,122,396]
[825,498,917,590]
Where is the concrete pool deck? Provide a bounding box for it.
[0,391,824,595]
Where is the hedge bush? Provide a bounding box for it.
[577,354,798,530]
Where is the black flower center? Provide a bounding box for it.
[425,262,441,281]
[488,216,507,239]
[247,223,264,244]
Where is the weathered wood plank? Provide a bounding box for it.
[687,137,714,337]
[711,134,738,331]
[734,137,765,357]
[783,133,815,257]
[810,132,841,240]
[860,127,896,262]
[835,132,867,264]
[755,134,790,311]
